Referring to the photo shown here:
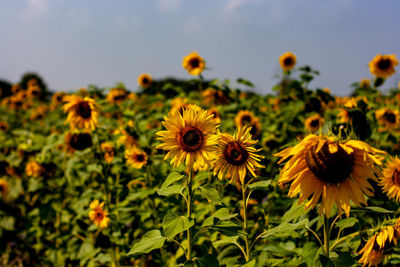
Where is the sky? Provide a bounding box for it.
[0,0,399,95]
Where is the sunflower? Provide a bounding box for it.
[27,85,41,99]
[11,84,22,94]
[305,114,325,132]
[279,52,297,71]
[369,54,399,79]
[213,125,264,184]
[234,110,261,137]
[379,156,400,201]
[156,105,219,171]
[64,132,92,154]
[359,78,371,88]
[170,97,190,115]
[125,147,148,169]
[89,200,110,229]
[51,92,66,107]
[182,52,205,76]
[0,178,9,199]
[275,134,386,217]
[101,142,115,163]
[63,95,99,131]
[358,220,400,267]
[30,105,48,121]
[262,135,280,151]
[375,108,399,131]
[107,87,128,104]
[0,121,9,132]
[202,88,229,106]
[114,128,138,148]
[25,161,44,177]
[137,73,152,88]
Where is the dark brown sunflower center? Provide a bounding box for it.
[70,133,93,151]
[305,143,355,184]
[283,57,293,66]
[136,154,145,162]
[32,89,39,95]
[142,78,149,84]
[56,96,63,102]
[76,101,92,119]
[211,112,217,118]
[384,111,396,123]
[15,101,22,107]
[224,141,249,166]
[265,139,279,150]
[310,119,320,128]
[95,211,104,220]
[241,115,252,125]
[0,125,6,130]
[0,185,4,193]
[378,59,391,70]
[178,126,204,152]
[392,169,400,186]
[189,58,200,68]
[249,125,258,136]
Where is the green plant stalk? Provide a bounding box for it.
[242,182,250,262]
[187,169,193,260]
[323,213,330,258]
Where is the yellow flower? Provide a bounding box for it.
[375,107,399,131]
[182,52,205,76]
[207,107,221,124]
[213,126,264,184]
[25,161,44,177]
[379,156,400,201]
[11,84,22,94]
[62,95,99,131]
[359,78,371,88]
[234,110,261,137]
[51,92,66,107]
[369,54,399,78]
[202,88,229,105]
[305,114,325,132]
[106,88,128,104]
[26,85,41,99]
[65,132,93,153]
[156,105,219,171]
[137,73,152,88]
[0,121,9,132]
[89,200,110,229]
[101,142,115,163]
[125,146,148,169]
[279,52,297,71]
[275,135,386,217]
[0,178,9,199]
[358,219,400,267]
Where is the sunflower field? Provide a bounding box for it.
[1,52,400,267]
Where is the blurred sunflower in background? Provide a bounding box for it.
[275,134,386,217]
[89,200,110,229]
[358,219,400,267]
[234,110,261,137]
[369,54,398,79]
[359,78,371,88]
[182,52,205,76]
[213,125,264,184]
[0,178,9,199]
[375,107,399,131]
[101,142,115,163]
[380,156,400,201]
[63,95,99,131]
[65,132,93,153]
[202,88,229,106]
[125,146,148,169]
[137,73,152,89]
[26,85,41,99]
[279,52,297,71]
[305,114,325,132]
[156,105,219,171]
[107,87,128,104]
[51,92,66,107]
[11,84,22,94]
[0,121,9,132]
[25,161,44,177]
[207,107,221,124]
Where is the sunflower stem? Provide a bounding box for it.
[186,169,193,261]
[242,181,250,262]
[323,213,330,258]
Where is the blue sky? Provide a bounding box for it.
[1,0,399,95]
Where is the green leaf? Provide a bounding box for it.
[335,218,358,230]
[161,172,184,189]
[87,164,103,174]
[162,214,194,239]
[262,219,309,239]
[242,259,256,267]
[157,185,185,197]
[248,180,271,191]
[213,236,239,248]
[201,208,238,227]
[281,201,306,223]
[237,78,254,88]
[128,230,166,255]
[195,254,219,267]
[364,206,394,213]
[198,185,221,204]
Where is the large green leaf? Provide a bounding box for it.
[157,185,185,197]
[262,219,309,239]
[162,213,194,239]
[128,230,166,255]
[335,217,358,230]
[161,172,184,188]
[198,185,221,204]
[248,180,271,191]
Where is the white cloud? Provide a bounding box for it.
[155,0,182,12]
[22,0,49,19]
